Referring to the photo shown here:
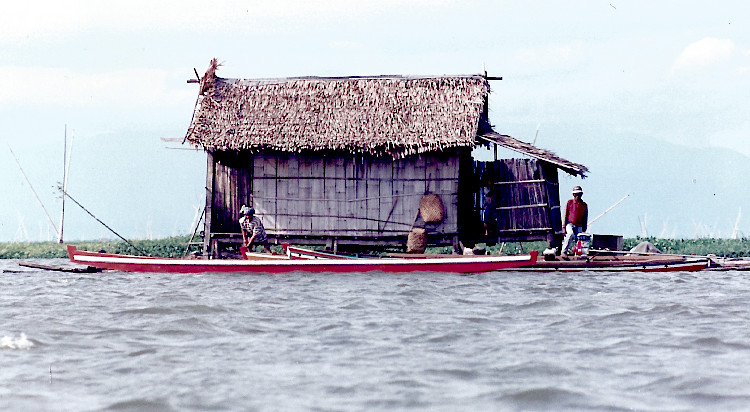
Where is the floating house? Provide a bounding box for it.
[183,59,587,257]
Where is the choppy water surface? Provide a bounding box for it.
[3,259,750,411]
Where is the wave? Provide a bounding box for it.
[1,333,34,350]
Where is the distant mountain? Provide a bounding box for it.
[548,126,749,239]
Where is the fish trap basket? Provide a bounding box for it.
[407,228,427,253]
[419,194,444,224]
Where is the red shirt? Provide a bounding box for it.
[564,198,588,230]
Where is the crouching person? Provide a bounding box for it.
[239,205,272,253]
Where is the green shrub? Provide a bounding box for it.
[0,235,197,259]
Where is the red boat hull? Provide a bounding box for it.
[66,245,538,274]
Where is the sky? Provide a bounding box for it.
[2,0,750,242]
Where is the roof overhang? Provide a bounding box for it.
[477,131,588,177]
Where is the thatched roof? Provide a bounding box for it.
[184,59,490,158]
[183,59,588,176]
[478,131,589,177]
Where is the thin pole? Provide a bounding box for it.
[588,194,629,227]
[62,189,149,256]
[8,145,60,238]
[59,125,66,243]
[183,207,205,257]
[58,126,73,243]
[63,132,74,224]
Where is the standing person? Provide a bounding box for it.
[239,205,271,253]
[482,185,497,237]
[561,186,588,258]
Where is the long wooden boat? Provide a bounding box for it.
[280,245,708,273]
[66,245,538,274]
[694,257,750,271]
[518,254,708,272]
[285,245,357,260]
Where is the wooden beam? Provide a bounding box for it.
[494,203,550,211]
[203,151,215,256]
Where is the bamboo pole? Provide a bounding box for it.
[58,127,74,243]
[58,125,66,243]
[588,194,629,227]
[61,189,149,256]
[184,207,205,257]
[8,144,60,239]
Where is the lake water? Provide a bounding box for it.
[3,259,750,411]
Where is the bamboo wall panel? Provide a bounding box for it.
[310,158,325,232]
[286,155,300,233]
[218,152,461,239]
[333,157,347,230]
[208,150,464,243]
[211,153,252,233]
[350,157,363,230]
[299,157,314,232]
[253,156,277,230]
[321,157,334,231]
[378,159,393,233]
[542,162,562,232]
[491,159,553,235]
[275,155,290,232]
[365,159,380,233]
[437,155,459,230]
[390,157,409,232]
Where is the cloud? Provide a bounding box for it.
[671,37,735,73]
[0,66,193,108]
[1,0,454,42]
[330,40,367,52]
[513,44,577,73]
[1,1,251,41]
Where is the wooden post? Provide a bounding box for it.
[203,151,215,257]
[58,125,67,243]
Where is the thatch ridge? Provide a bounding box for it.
[184,60,490,158]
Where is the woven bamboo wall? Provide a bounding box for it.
[479,158,560,240]
[208,150,461,243]
[541,161,562,233]
[253,153,459,238]
[210,151,252,234]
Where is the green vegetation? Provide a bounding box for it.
[2,236,750,259]
[622,237,750,258]
[0,236,196,259]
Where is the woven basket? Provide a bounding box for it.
[407,228,427,253]
[419,194,444,223]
